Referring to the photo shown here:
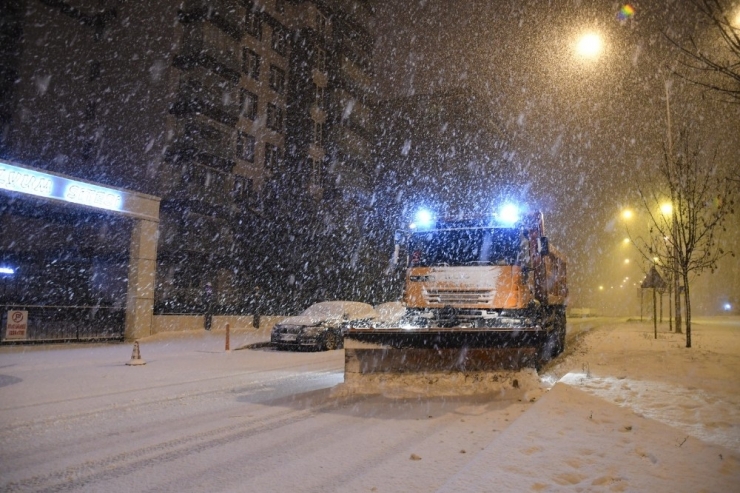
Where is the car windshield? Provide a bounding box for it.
[408,227,523,267]
[300,301,376,320]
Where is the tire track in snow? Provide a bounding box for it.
[2,396,350,493]
[0,364,340,433]
[0,356,339,413]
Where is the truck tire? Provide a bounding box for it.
[536,325,560,370]
[556,314,566,356]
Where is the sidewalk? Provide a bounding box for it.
[438,382,740,492]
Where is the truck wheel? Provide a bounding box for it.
[324,331,339,351]
[536,330,558,370]
[556,325,566,356]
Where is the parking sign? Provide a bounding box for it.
[5,310,28,340]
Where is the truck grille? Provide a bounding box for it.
[423,289,493,305]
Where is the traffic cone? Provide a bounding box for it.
[126,340,146,366]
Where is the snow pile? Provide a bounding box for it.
[560,372,740,452]
[549,317,740,454]
[439,383,740,492]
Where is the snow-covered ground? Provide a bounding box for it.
[441,317,740,492]
[0,317,738,492]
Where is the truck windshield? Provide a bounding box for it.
[408,228,523,267]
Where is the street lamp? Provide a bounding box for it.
[576,32,604,59]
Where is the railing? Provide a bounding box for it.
[1,305,125,343]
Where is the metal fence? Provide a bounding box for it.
[1,305,125,343]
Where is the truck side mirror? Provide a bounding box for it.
[391,230,406,267]
[391,244,400,266]
[538,236,549,256]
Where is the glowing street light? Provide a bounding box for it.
[660,202,673,216]
[621,209,633,221]
[576,32,604,59]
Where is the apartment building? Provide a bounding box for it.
[0,0,376,314]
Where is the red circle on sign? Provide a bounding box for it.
[11,312,23,323]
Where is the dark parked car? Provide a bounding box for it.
[271,301,377,351]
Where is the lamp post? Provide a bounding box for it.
[596,27,683,333]
[663,81,683,335]
[660,200,682,334]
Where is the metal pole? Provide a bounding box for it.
[668,280,673,332]
[653,288,657,339]
[665,79,683,335]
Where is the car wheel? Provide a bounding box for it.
[324,331,339,351]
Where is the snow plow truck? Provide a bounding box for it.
[344,207,567,379]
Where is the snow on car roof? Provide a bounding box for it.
[373,301,406,323]
[300,301,377,320]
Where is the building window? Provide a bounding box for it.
[316,12,328,39]
[311,157,323,187]
[232,176,252,202]
[269,65,285,94]
[265,143,280,168]
[85,101,97,120]
[81,138,95,161]
[89,61,101,82]
[313,121,324,147]
[240,90,258,120]
[267,103,283,132]
[272,25,288,56]
[314,84,325,110]
[242,48,260,79]
[245,9,261,39]
[236,132,255,162]
[316,46,326,72]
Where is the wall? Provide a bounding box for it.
[152,315,286,334]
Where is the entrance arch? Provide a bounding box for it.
[0,160,160,341]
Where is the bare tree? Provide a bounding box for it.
[667,0,740,103]
[633,130,735,347]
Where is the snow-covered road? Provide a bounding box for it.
[1,318,739,492]
[0,329,537,492]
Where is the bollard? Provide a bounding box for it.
[126,340,146,366]
[225,323,230,351]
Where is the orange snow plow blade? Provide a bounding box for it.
[344,327,545,375]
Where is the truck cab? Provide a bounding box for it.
[401,212,566,330]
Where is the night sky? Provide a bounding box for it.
[371,0,740,313]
